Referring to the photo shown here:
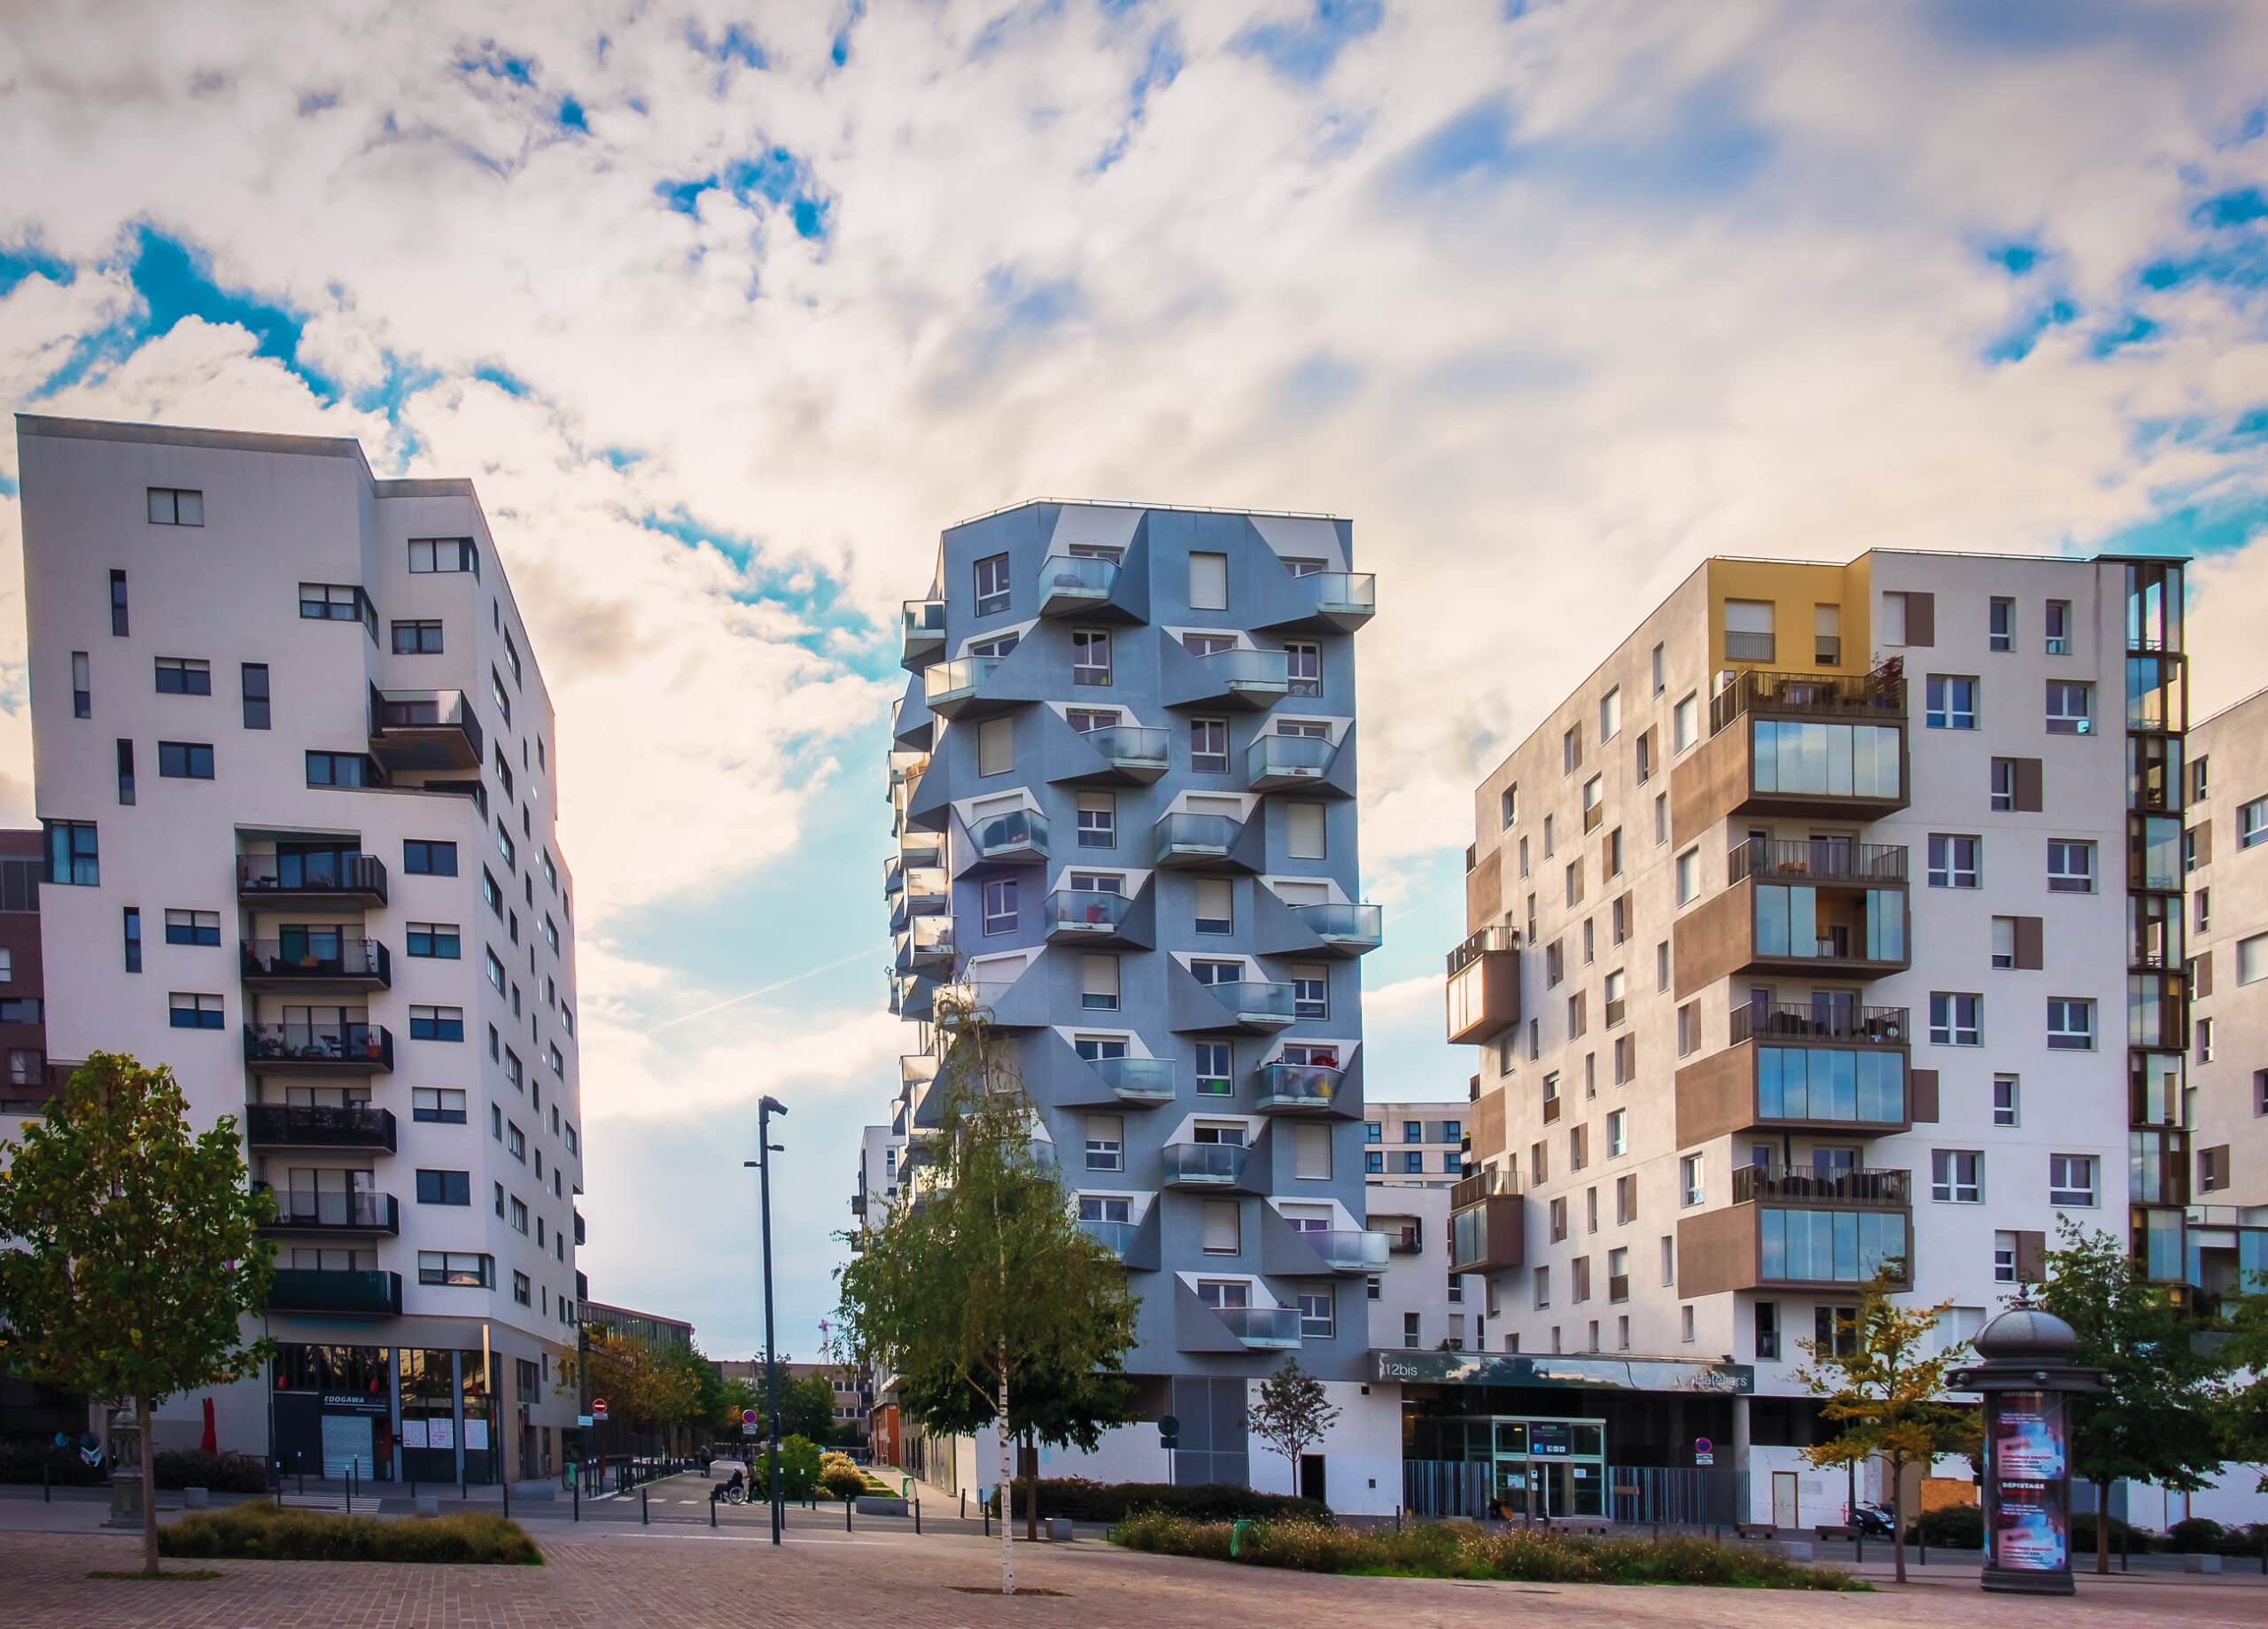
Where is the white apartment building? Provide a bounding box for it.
[1363,1099,1466,1188]
[1438,550,2186,1526]
[15,415,584,1485]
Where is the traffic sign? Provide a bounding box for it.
[742,1408,759,1426]
[592,1398,609,1422]
[1694,1436,1713,1467]
[1158,1413,1180,1450]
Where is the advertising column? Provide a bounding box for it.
[1986,1392,2069,1577]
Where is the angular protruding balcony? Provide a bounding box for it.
[1289,902,1380,958]
[1673,856,1909,998]
[244,1022,394,1074]
[1045,886,1153,950]
[1152,811,1265,873]
[245,1103,398,1152]
[254,1183,400,1235]
[889,969,939,1023]
[1247,732,1346,795]
[1678,1165,1913,1296]
[1080,1210,1161,1271]
[240,937,392,992]
[1168,966,1298,1033]
[1449,1167,1526,1274]
[967,806,1049,866]
[1253,1061,1344,1113]
[890,865,948,933]
[1053,724,1172,787]
[888,749,929,803]
[924,655,1003,718]
[892,677,933,751]
[1037,554,1122,618]
[237,851,388,909]
[1259,571,1377,636]
[1208,1305,1301,1350]
[1087,1055,1177,1105]
[268,1268,402,1318]
[939,958,1051,1030]
[1262,1220,1390,1276]
[1165,646,1291,711]
[369,687,483,772]
[1445,927,1521,1045]
[895,914,956,972]
[1675,1003,1910,1145]
[1161,1140,1253,1189]
[901,599,946,670]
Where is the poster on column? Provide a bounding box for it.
[1992,1478,2069,1571]
[1991,1392,2070,1572]
[1992,1392,2067,1482]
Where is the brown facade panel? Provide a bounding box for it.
[1472,1084,1507,1166]
[2190,818,2211,868]
[2193,950,2212,1000]
[1465,846,1503,935]
[1675,1206,1755,1299]
[1672,878,1755,999]
[1670,718,1748,849]
[2013,916,2044,973]
[1908,1068,1939,1124]
[1674,1044,1754,1146]
[1446,950,1522,1046]
[1903,591,1935,647]
[2014,756,2043,813]
[2015,1230,2047,1282]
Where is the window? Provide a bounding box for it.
[1501,784,1518,827]
[1988,596,2014,652]
[1543,814,1554,857]
[975,717,1014,777]
[1606,1110,1627,1157]
[1599,687,1621,741]
[2047,840,2094,893]
[154,657,211,694]
[414,1087,468,1123]
[2046,997,2094,1051]
[2044,599,2071,655]
[122,906,141,973]
[419,1252,493,1288]
[1651,641,1665,694]
[1654,792,1668,845]
[1286,802,1325,859]
[1581,774,1603,832]
[1190,718,1228,773]
[1676,1001,1698,1056]
[1084,1113,1123,1171]
[1076,791,1115,849]
[490,668,512,726]
[1990,757,2018,812]
[1674,847,1700,905]
[2045,681,2092,735]
[1080,953,1119,1012]
[983,878,1017,935]
[1562,724,1581,774]
[1931,1150,1984,1203]
[2241,932,2268,986]
[1981,1073,2019,1129]
[403,839,457,876]
[1673,692,1698,752]
[1195,1041,1232,1096]
[1285,641,1321,696]
[482,869,502,915]
[71,649,90,718]
[485,948,507,993]
[2047,1153,2097,1208]
[305,750,372,787]
[410,1005,465,1042]
[2241,795,2268,850]
[1991,917,2018,969]
[1072,628,1112,686]
[543,916,560,955]
[1679,1154,1703,1207]
[116,740,135,804]
[1183,632,1234,656]
[1188,550,1227,610]
[1194,879,1232,935]
[493,746,515,802]
[158,741,214,779]
[1657,940,1670,992]
[1635,730,1652,784]
[1722,599,1775,662]
[1925,674,1977,729]
[547,1042,564,1077]
[1814,1307,1857,1357]
[416,1169,471,1206]
[508,1121,526,1161]
[299,583,371,632]
[168,992,223,1030]
[513,1271,532,1307]
[392,619,444,654]
[1929,992,1982,1046]
[1291,964,1327,1020]
[408,537,478,574]
[238,663,270,729]
[162,909,221,946]
[1992,1232,2019,1284]
[1201,1199,1240,1256]
[1922,833,1981,889]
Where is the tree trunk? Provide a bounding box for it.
[1889,1457,1905,1586]
[1023,1429,1038,1542]
[2095,1478,2110,1574]
[997,1347,1014,1595]
[137,1392,159,1579]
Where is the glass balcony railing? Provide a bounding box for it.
[1039,554,1118,604]
[898,916,956,964]
[902,599,945,655]
[1049,888,1134,935]
[1287,1228,1390,1272]
[1292,901,1381,948]
[1188,646,1289,695]
[1211,1305,1301,1347]
[1162,1142,1250,1185]
[245,1103,398,1151]
[1194,979,1297,1025]
[882,853,905,896]
[254,1183,400,1232]
[889,750,929,792]
[971,806,1049,861]
[899,867,948,919]
[1082,1217,1138,1258]
[1254,1062,1340,1110]
[244,1022,394,1072]
[1088,1055,1176,1102]
[1153,811,1242,865]
[1078,725,1170,773]
[1247,733,1338,787]
[1298,571,1375,617]
[924,655,1002,705]
[370,687,483,763]
[268,1268,401,1316]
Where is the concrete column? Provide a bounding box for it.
[1731,1393,1752,1521]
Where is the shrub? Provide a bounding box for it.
[995,1477,1329,1524]
[1109,1513,1862,1591]
[151,1450,268,1493]
[818,1462,869,1501]
[157,1500,540,1565]
[2165,1517,2224,1554]
[2070,1512,2151,1555]
[757,1435,823,1501]
[0,1439,108,1487]
[1914,1503,1984,1549]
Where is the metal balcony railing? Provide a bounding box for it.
[243,1021,394,1071]
[1730,1003,1909,1047]
[1446,926,1518,977]
[1709,663,1906,737]
[240,938,392,985]
[254,1183,399,1231]
[1728,838,1908,886]
[237,851,389,904]
[245,1103,398,1152]
[1451,1167,1522,1209]
[370,687,483,757]
[1732,1163,1910,1207]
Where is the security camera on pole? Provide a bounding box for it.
[746,1095,788,1545]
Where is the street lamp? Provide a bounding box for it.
[746,1096,788,1545]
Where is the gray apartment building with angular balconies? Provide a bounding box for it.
[883,500,1382,1496]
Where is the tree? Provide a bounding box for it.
[834,996,1138,1594]
[1791,1261,1975,1585]
[559,1330,702,1449]
[1248,1357,1340,1496]
[781,1374,838,1443]
[715,1374,759,1435]
[0,1054,276,1579]
[2216,1279,2268,1493]
[2037,1222,2228,1571]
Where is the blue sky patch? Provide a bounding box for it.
[1094,26,1183,171]
[1984,297,2078,364]
[0,471,18,499]
[457,43,536,85]
[1986,240,2042,276]
[598,446,645,471]
[2091,312,2158,357]
[832,0,866,67]
[2091,493,2268,559]
[2193,186,2268,229]
[687,20,766,69]
[0,237,74,299]
[637,505,886,668]
[1232,0,1382,84]
[472,362,532,399]
[557,96,587,131]
[1395,97,1517,191]
[1280,350,1363,415]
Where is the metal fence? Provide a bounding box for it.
[1402,1460,1750,1528]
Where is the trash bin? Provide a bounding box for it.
[1231,1517,1253,1558]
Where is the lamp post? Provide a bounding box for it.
[747,1096,788,1545]
[1947,1292,2103,1595]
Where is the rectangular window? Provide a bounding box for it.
[490,667,511,726]
[1992,916,2017,969]
[72,650,91,718]
[147,486,206,525]
[1927,834,1980,888]
[111,570,129,637]
[1679,1154,1703,1207]
[392,619,444,654]
[403,839,458,876]
[122,906,142,973]
[1291,964,1328,1020]
[1285,641,1321,696]
[1188,551,1228,610]
[1606,1109,1627,1157]
[158,741,214,779]
[2240,932,2268,986]
[2240,796,2268,849]
[44,820,97,888]
[1190,718,1228,774]
[1675,847,1699,904]
[414,1087,468,1123]
[1080,953,1120,1012]
[240,663,270,728]
[513,1271,531,1307]
[509,1122,525,1160]
[1196,1041,1232,1096]
[408,537,478,574]
[1929,992,1982,1046]
[116,740,135,805]
[977,717,1014,776]
[1989,596,2014,652]
[1286,802,1325,859]
[1994,1232,2018,1284]
[482,869,501,915]
[1076,791,1115,849]
[1651,641,1665,694]
[299,583,373,638]
[1931,1150,1984,1203]
[2047,1153,2097,1207]
[1990,757,2017,811]
[1193,878,1232,935]
[2047,840,2095,893]
[167,992,223,1030]
[1925,674,1977,729]
[2044,680,2093,735]
[154,657,212,694]
[983,878,1017,935]
[1562,725,1581,774]
[1501,784,1518,827]
[1072,628,1112,686]
[2046,997,2094,1051]
[305,750,372,787]
[410,1005,466,1042]
[1673,693,1698,751]
[1084,1113,1123,1171]
[418,1252,493,1288]
[1201,1199,1240,1255]
[1722,598,1775,662]
[162,908,221,946]
[1992,1074,2019,1127]
[416,1169,471,1206]
[2044,599,2071,655]
[496,822,516,871]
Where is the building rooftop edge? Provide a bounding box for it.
[947,495,1350,531]
[17,413,376,478]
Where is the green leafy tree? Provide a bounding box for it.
[834,995,1138,1594]
[0,1054,276,1579]
[715,1374,759,1435]
[2038,1222,2228,1572]
[1791,1261,1976,1585]
[1248,1356,1340,1496]
[781,1374,838,1443]
[2218,1281,2268,1492]
[757,1433,822,1500]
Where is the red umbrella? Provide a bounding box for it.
[199,1396,217,1454]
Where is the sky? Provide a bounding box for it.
[3,0,2268,1363]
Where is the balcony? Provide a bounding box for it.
[889,866,948,933]
[1264,1222,1390,1276]
[1085,1055,1177,1105]
[1247,733,1342,794]
[1733,1163,1910,1208]
[369,687,483,772]
[894,915,956,971]
[1169,973,1298,1034]
[1037,554,1120,618]
[1728,838,1908,887]
[1445,927,1520,1045]
[967,806,1049,865]
[1253,1061,1343,1113]
[240,937,392,991]
[901,600,945,669]
[1449,1167,1526,1274]
[1730,1001,1909,1047]
[1288,902,1380,957]
[1377,1217,1424,1253]
[1167,646,1290,710]
[891,682,932,751]
[1177,1298,1302,1351]
[255,1184,400,1234]
[1161,1141,1252,1189]
[1677,1165,1913,1296]
[1081,1207,1161,1270]
[267,1268,402,1318]
[1047,887,1147,948]
[1061,724,1171,786]
[245,1103,398,1152]
[1260,570,1377,635]
[888,749,929,800]
[1675,1008,1910,1145]
[1671,872,1908,999]
[1152,811,1261,873]
[1673,669,1908,844]
[244,1022,395,1074]
[1708,665,1905,736]
[888,970,938,1022]
[237,852,388,909]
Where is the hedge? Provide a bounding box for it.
[152,1450,269,1493]
[1110,1512,1862,1590]
[993,1477,1329,1524]
[158,1500,541,1565]
[1913,1504,1983,1549]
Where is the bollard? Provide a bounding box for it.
[984,1501,991,1539]
[711,1491,718,1529]
[915,1496,921,1536]
[573,1475,579,1523]
[641,1486,649,1525]
[503,1478,510,1521]
[299,1454,306,1497]
[346,1461,354,1515]
[960,1490,967,1521]
[2119,1524,2129,1573]
[1395,1504,1402,1532]
[846,1495,853,1532]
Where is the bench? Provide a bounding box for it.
[1551,1518,1614,1538]
[1814,1524,1856,1542]
[1735,1523,1775,1540]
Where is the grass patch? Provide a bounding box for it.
[157,1499,541,1565]
[88,1569,225,1581]
[1108,1512,1865,1591]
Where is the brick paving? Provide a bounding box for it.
[3,1523,2264,1629]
